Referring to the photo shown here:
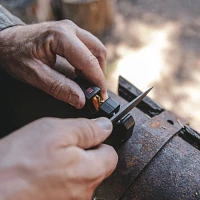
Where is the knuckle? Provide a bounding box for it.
[67,146,83,162]
[89,145,118,180]
[99,46,107,59]
[65,19,75,26]
[65,147,86,174]
[63,20,76,30]
[43,23,59,35]
[45,23,66,36]
[49,77,66,98]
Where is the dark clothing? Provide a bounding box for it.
[0,5,24,31]
[0,5,25,137]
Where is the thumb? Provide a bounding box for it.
[32,62,85,109]
[65,117,113,149]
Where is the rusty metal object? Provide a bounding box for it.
[94,110,188,199]
[121,136,200,200]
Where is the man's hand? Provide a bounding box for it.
[0,20,108,108]
[0,117,117,200]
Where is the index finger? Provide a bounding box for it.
[76,27,107,75]
[51,30,108,100]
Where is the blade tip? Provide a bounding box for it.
[146,86,154,93]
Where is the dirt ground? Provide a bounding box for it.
[103,0,200,132]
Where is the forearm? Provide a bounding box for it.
[0,5,25,31]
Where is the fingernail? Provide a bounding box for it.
[94,117,112,131]
[67,94,80,109]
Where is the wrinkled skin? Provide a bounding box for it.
[0,20,108,109]
[0,117,118,200]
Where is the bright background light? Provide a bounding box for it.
[105,0,200,132]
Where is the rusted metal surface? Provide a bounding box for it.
[121,136,200,200]
[94,110,187,200]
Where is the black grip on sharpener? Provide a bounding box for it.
[73,76,101,114]
[104,113,135,150]
[73,76,120,117]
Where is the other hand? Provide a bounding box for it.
[0,117,117,200]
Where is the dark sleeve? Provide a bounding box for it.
[0,4,25,31]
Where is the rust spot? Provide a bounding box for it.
[148,120,161,128]
[125,156,139,167]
